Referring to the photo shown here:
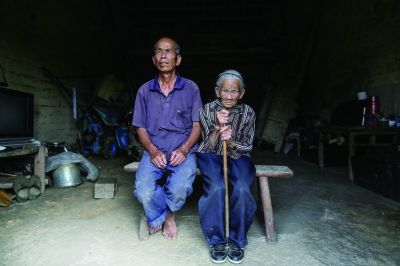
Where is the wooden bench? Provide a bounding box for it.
[124,162,293,244]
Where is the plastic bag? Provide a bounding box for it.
[45,151,99,181]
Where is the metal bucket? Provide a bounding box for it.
[52,163,83,188]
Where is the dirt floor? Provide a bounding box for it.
[0,149,399,266]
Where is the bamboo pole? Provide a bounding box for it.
[223,140,229,239]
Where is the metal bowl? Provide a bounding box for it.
[52,163,83,188]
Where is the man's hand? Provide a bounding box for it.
[169,146,187,166]
[150,148,167,169]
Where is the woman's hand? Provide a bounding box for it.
[220,125,232,141]
[216,109,229,125]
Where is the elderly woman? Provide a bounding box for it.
[197,69,256,264]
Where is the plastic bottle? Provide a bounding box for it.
[369,96,378,127]
[370,96,377,114]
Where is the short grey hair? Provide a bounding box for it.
[153,37,181,55]
[215,69,245,90]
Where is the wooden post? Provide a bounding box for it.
[258,176,276,244]
[34,146,46,193]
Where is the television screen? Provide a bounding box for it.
[0,88,34,144]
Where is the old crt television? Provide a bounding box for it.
[0,88,34,145]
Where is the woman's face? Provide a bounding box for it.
[215,79,244,109]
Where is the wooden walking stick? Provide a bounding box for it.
[222,140,229,239]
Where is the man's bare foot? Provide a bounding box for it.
[139,211,162,240]
[149,224,162,234]
[162,212,177,239]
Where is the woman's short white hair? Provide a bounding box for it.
[215,69,245,90]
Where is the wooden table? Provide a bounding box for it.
[318,126,400,182]
[0,143,46,192]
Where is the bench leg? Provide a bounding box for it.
[258,176,277,244]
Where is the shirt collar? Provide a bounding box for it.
[149,74,183,91]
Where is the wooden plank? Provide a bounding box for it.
[0,175,15,189]
[124,162,293,178]
[255,165,293,177]
[124,162,140,172]
[0,145,39,158]
[0,181,14,189]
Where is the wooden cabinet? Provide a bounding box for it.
[0,144,46,192]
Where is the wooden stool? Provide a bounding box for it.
[124,162,293,244]
[254,165,293,244]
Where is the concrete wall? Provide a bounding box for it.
[0,1,103,144]
[301,0,400,121]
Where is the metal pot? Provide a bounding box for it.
[44,141,67,155]
[52,163,83,188]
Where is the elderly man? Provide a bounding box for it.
[197,70,256,263]
[132,37,202,239]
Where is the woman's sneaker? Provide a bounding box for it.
[209,244,227,263]
[228,240,244,264]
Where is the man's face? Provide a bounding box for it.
[215,79,244,109]
[152,38,181,74]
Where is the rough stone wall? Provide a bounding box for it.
[301,0,400,120]
[0,55,77,143]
